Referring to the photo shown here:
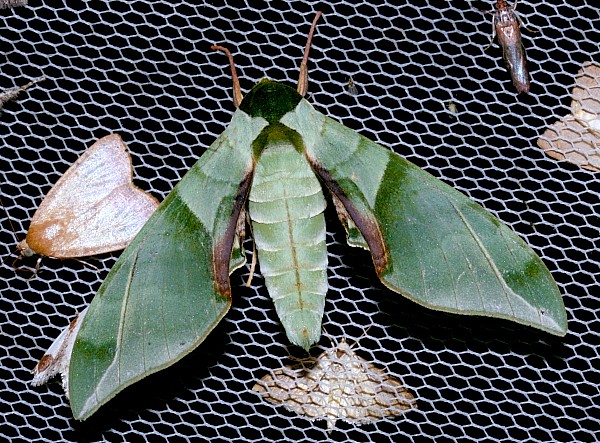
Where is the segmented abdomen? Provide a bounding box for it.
[249,141,327,350]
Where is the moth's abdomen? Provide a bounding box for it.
[249,142,327,350]
[502,41,530,94]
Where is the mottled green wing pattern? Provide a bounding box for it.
[69,110,267,420]
[282,99,567,336]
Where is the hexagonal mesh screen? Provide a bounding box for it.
[1,1,598,441]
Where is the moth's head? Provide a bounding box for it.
[239,79,302,124]
[17,239,35,258]
[212,11,321,114]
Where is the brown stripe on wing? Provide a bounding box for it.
[307,157,389,276]
[212,170,254,297]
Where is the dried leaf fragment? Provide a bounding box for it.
[537,61,600,172]
[253,339,416,431]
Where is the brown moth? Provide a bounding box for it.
[16,134,160,271]
[253,339,417,432]
[537,61,600,172]
[478,1,536,94]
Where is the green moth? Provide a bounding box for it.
[36,12,566,420]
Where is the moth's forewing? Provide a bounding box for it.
[24,134,159,258]
[69,112,266,420]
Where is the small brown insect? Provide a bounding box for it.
[253,339,416,432]
[481,0,532,94]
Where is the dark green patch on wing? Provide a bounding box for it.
[282,99,567,336]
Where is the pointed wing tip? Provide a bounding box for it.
[534,299,568,337]
[68,383,140,421]
[551,328,568,337]
[501,307,568,337]
[251,382,264,394]
[542,316,568,337]
[69,386,111,421]
[71,410,90,421]
[30,370,51,387]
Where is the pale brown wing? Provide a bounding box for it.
[25,134,159,257]
[537,117,600,172]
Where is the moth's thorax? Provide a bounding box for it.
[251,122,304,159]
[495,10,517,29]
[240,79,302,124]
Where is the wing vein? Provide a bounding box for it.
[115,249,140,385]
[452,202,515,316]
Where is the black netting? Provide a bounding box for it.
[1,1,599,442]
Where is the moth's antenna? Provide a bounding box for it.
[211,45,243,108]
[0,196,36,275]
[0,195,20,242]
[350,325,373,349]
[0,196,22,261]
[19,76,46,91]
[297,11,322,97]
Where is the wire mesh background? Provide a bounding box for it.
[1,0,599,441]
